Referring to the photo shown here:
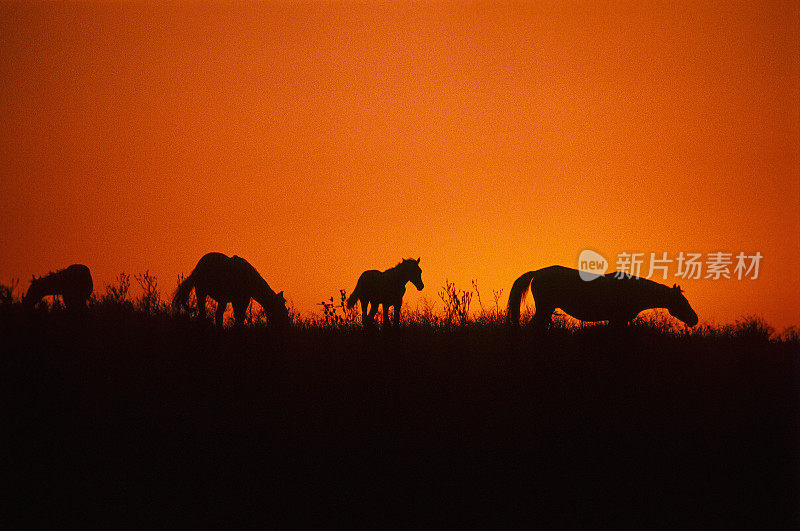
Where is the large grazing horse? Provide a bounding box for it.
[173,252,290,328]
[24,264,93,311]
[347,258,424,328]
[506,265,698,329]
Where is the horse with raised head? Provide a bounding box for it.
[347,258,424,328]
[24,264,93,311]
[173,252,290,328]
[506,265,698,329]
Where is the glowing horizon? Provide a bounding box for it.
[1,2,798,329]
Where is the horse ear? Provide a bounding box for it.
[278,291,285,300]
[672,283,677,289]
[416,257,420,263]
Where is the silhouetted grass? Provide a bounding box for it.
[3,276,798,526]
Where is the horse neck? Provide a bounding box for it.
[384,264,410,287]
[25,281,42,303]
[31,274,62,297]
[635,279,672,309]
[247,268,275,306]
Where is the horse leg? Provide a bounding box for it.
[383,304,390,328]
[215,301,227,327]
[232,299,248,327]
[65,294,88,316]
[532,306,554,331]
[368,302,379,329]
[393,300,402,327]
[196,291,207,321]
[65,295,84,313]
[361,300,370,326]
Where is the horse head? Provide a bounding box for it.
[265,290,291,328]
[23,275,42,306]
[403,258,424,291]
[667,284,698,327]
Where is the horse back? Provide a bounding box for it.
[353,269,378,294]
[357,269,381,282]
[532,265,661,322]
[193,253,237,299]
[356,269,405,303]
[231,255,271,294]
[61,264,93,298]
[193,253,266,303]
[195,252,231,271]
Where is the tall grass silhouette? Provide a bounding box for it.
[2,274,797,526]
[2,274,796,341]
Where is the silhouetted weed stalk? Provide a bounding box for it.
[100,272,132,309]
[134,270,162,314]
[0,275,797,343]
[0,278,20,305]
[438,279,472,326]
[315,289,358,329]
[472,279,505,324]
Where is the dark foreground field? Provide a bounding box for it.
[4,308,798,526]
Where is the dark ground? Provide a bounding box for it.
[4,308,798,526]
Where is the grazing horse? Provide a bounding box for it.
[173,252,290,328]
[506,265,698,329]
[347,258,424,328]
[24,264,93,311]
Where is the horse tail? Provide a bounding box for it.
[172,272,196,312]
[506,271,537,327]
[83,268,94,300]
[346,277,362,309]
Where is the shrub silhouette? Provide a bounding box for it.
[0,278,19,306]
[438,279,473,326]
[99,272,132,309]
[133,270,165,315]
[318,289,359,329]
[472,279,505,324]
[4,285,797,527]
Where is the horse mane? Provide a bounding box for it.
[392,258,417,269]
[614,274,676,304]
[639,276,674,295]
[233,255,276,297]
[31,269,60,284]
[607,272,667,288]
[383,258,413,278]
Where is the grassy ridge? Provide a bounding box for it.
[3,283,798,526]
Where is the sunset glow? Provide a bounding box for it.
[1,2,798,328]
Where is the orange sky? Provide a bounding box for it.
[1,2,798,329]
